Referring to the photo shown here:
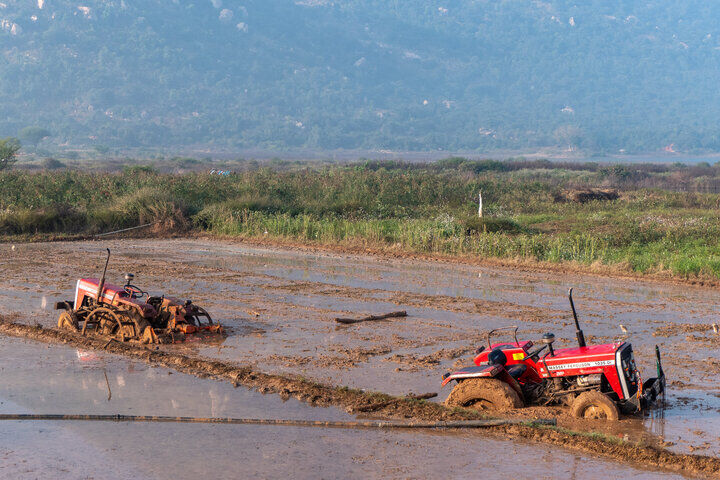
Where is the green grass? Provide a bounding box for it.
[3,161,720,279]
[538,425,627,445]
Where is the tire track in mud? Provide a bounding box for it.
[1,317,719,479]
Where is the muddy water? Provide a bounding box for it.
[1,239,720,457]
[0,336,691,479]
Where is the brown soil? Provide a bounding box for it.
[554,188,620,203]
[384,347,474,372]
[203,235,720,289]
[272,280,561,321]
[654,323,714,337]
[1,317,719,478]
[8,230,720,289]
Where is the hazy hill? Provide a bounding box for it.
[2,0,720,153]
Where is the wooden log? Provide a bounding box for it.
[406,392,438,400]
[335,311,407,325]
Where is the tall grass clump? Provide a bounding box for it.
[4,159,720,280]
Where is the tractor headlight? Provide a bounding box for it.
[622,357,638,382]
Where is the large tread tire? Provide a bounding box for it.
[57,311,79,331]
[572,391,620,421]
[444,378,524,411]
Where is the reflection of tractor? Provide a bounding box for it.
[55,249,222,344]
[442,289,665,420]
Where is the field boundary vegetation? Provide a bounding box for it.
[4,158,720,282]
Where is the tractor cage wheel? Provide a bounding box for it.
[82,307,123,336]
[188,305,213,326]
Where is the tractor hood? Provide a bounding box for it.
[540,343,621,378]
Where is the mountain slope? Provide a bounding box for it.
[1,0,720,152]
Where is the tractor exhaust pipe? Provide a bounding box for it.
[568,288,586,348]
[96,248,111,304]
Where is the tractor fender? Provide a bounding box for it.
[441,364,502,387]
[54,301,74,311]
[497,368,524,402]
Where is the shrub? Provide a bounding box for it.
[41,158,67,170]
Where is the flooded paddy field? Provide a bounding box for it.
[0,336,690,479]
[1,238,720,471]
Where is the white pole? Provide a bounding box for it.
[478,191,483,218]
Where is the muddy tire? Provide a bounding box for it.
[140,326,159,344]
[444,378,524,411]
[572,391,620,420]
[57,311,79,331]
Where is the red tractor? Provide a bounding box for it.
[442,289,665,420]
[55,249,222,344]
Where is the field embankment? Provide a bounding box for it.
[4,158,720,280]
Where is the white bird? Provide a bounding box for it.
[11,245,15,251]
[619,324,629,333]
[712,323,719,334]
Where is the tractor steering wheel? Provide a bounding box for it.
[124,285,146,298]
[521,344,548,362]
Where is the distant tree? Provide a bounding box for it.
[41,157,67,170]
[553,125,585,150]
[0,137,21,171]
[18,126,51,147]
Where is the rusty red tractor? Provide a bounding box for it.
[55,249,222,344]
[442,288,665,420]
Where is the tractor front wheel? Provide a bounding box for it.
[444,378,523,411]
[572,391,620,420]
[57,311,79,332]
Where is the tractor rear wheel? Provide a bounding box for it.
[444,378,524,411]
[572,391,620,420]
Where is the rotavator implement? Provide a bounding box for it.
[442,288,665,420]
[55,249,222,344]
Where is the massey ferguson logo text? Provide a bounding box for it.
[547,360,614,371]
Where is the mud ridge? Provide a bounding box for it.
[1,318,719,478]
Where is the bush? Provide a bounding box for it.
[90,187,189,233]
[0,205,86,234]
[41,158,67,170]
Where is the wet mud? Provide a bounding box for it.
[2,317,720,478]
[2,239,720,475]
[0,335,702,479]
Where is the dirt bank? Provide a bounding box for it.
[1,318,718,478]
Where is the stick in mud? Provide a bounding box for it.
[335,310,407,324]
[103,370,112,401]
[93,221,159,238]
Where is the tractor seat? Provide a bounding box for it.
[506,364,527,379]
